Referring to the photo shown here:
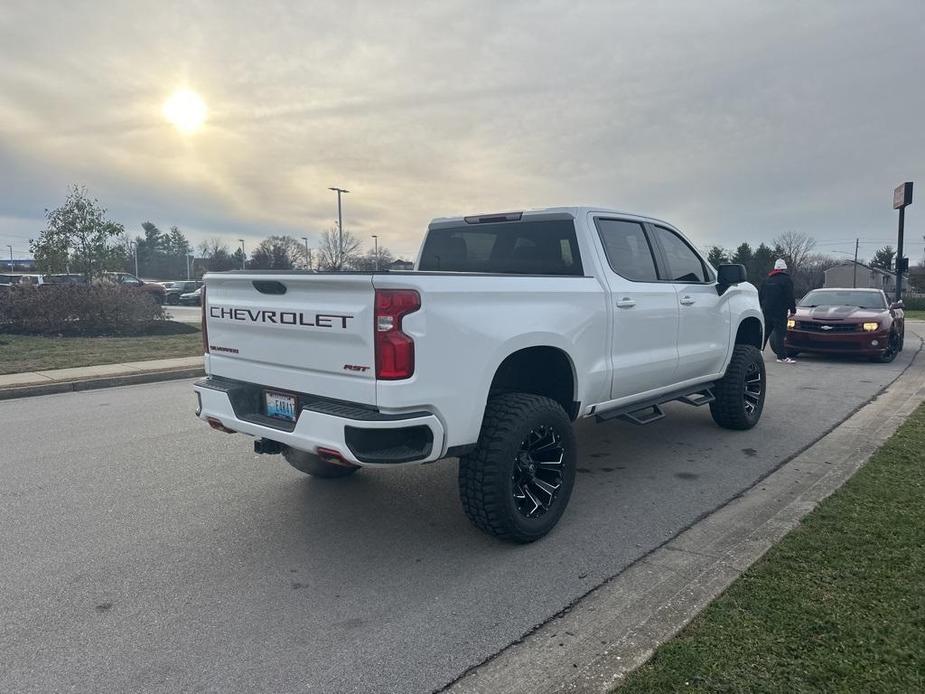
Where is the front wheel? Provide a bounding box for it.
[872,330,900,363]
[458,393,576,543]
[710,344,766,430]
[283,447,359,478]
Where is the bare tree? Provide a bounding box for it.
[249,235,307,270]
[772,231,816,269]
[350,246,394,271]
[315,227,361,271]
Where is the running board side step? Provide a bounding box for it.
[594,387,716,425]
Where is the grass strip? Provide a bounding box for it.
[0,328,202,374]
[618,403,925,693]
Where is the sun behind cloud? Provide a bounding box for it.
[163,89,207,134]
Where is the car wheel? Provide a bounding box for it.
[872,330,900,363]
[458,393,576,543]
[282,446,359,478]
[710,344,765,430]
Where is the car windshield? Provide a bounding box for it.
[799,290,887,309]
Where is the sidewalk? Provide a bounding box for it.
[0,356,203,400]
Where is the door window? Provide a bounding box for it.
[594,219,659,281]
[651,226,709,283]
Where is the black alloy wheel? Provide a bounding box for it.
[511,425,566,519]
[743,359,764,417]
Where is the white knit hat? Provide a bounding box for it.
[774,258,788,270]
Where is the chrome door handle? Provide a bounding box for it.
[679,296,696,306]
[616,298,636,309]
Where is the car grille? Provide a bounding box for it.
[796,321,859,333]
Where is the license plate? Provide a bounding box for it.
[265,391,297,422]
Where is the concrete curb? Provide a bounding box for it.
[0,366,204,400]
[445,332,925,694]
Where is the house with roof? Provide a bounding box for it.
[823,261,904,293]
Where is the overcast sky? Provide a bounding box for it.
[1,0,923,263]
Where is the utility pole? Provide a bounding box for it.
[853,238,859,288]
[131,241,138,277]
[372,235,379,271]
[302,236,312,271]
[893,182,913,302]
[187,253,193,280]
[6,245,12,273]
[329,187,349,269]
[238,239,246,270]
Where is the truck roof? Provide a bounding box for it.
[428,206,677,230]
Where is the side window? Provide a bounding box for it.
[651,226,709,283]
[595,219,659,281]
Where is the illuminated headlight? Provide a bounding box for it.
[786,318,796,329]
[862,322,879,332]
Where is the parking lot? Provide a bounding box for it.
[0,331,920,693]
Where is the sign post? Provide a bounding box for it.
[892,182,913,302]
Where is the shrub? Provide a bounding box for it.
[901,296,925,311]
[0,285,166,336]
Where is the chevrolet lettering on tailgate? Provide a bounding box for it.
[209,306,353,328]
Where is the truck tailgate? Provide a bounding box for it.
[203,273,376,405]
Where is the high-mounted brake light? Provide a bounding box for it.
[463,211,524,224]
[374,289,420,380]
[200,285,209,354]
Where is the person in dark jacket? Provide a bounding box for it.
[759,258,797,363]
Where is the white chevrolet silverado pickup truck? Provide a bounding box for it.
[194,207,765,542]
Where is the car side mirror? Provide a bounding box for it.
[890,300,904,310]
[716,264,747,295]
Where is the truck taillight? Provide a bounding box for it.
[374,289,420,380]
[201,285,209,354]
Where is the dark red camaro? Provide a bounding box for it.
[785,288,905,363]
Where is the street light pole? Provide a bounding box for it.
[131,241,138,277]
[329,187,349,269]
[238,239,246,270]
[372,235,378,271]
[302,236,312,271]
[853,238,859,288]
[6,245,12,273]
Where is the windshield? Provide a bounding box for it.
[799,290,887,309]
[418,220,582,275]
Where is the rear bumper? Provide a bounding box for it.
[193,376,446,466]
[785,329,889,356]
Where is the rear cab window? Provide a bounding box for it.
[418,220,583,275]
[594,218,659,281]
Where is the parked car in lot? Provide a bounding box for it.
[194,206,767,542]
[786,288,905,363]
[179,286,203,305]
[164,280,202,305]
[4,273,87,286]
[101,272,166,304]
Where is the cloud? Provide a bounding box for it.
[1,0,923,261]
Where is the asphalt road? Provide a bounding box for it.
[1,334,920,693]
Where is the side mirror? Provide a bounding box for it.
[716,264,747,294]
[890,300,904,310]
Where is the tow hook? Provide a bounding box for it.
[254,438,284,455]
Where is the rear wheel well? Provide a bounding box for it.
[489,347,578,419]
[735,317,763,350]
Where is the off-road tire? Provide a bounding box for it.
[458,393,576,543]
[283,446,359,478]
[710,344,765,430]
